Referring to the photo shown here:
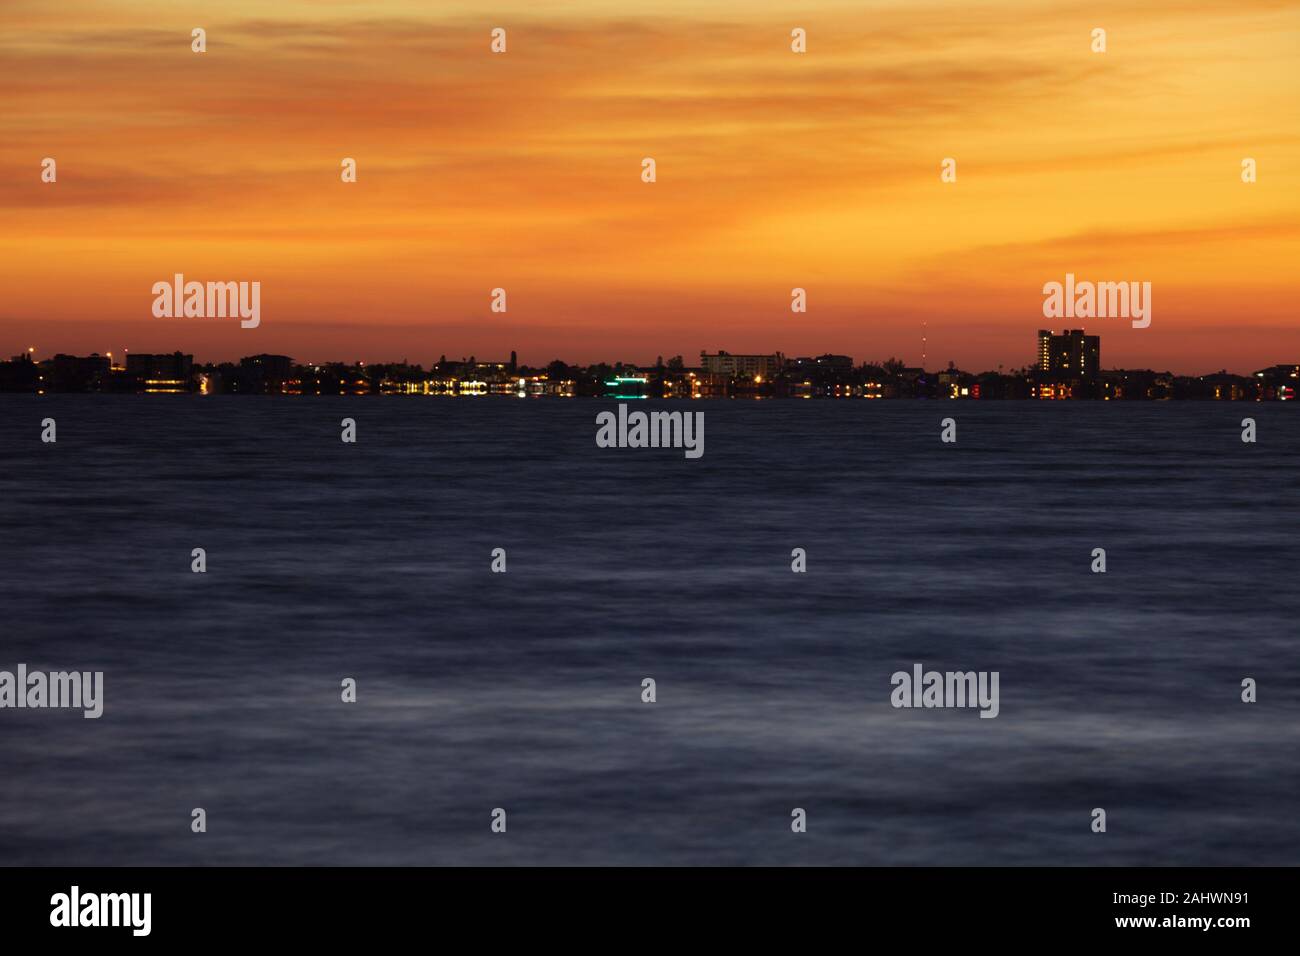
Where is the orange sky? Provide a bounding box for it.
[1,0,1297,371]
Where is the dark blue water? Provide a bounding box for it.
[1,397,1297,865]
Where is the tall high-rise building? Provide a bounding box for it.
[1038,329,1099,379]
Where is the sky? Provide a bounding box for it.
[1,0,1297,372]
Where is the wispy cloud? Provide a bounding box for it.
[0,0,1296,370]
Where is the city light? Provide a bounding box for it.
[2,340,1296,400]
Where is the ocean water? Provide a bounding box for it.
[1,396,1297,866]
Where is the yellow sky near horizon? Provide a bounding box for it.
[1,0,1296,370]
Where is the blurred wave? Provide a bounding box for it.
[0,397,1297,865]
